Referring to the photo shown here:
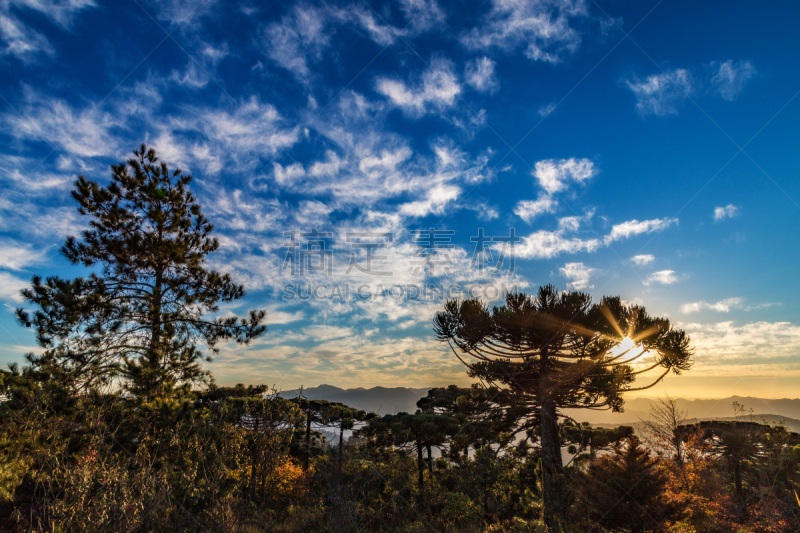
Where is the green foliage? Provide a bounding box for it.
[577,436,681,532]
[433,286,693,526]
[15,145,266,398]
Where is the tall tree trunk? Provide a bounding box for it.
[416,441,424,490]
[305,412,312,470]
[540,383,563,528]
[146,267,163,398]
[249,416,260,501]
[338,423,344,472]
[426,444,433,473]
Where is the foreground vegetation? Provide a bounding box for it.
[2,145,799,531]
[1,375,799,532]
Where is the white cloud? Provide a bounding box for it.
[709,60,755,101]
[399,183,461,217]
[376,58,461,117]
[514,158,595,223]
[465,57,498,93]
[0,271,28,302]
[262,5,331,81]
[5,87,122,158]
[514,213,677,261]
[260,2,442,82]
[631,254,655,266]
[714,204,739,221]
[679,320,800,376]
[643,270,677,286]
[514,193,557,223]
[534,158,596,195]
[0,0,94,62]
[0,239,48,270]
[626,68,692,116]
[538,102,557,117]
[515,229,601,260]
[461,0,588,64]
[604,217,678,244]
[681,297,743,314]
[152,0,219,26]
[559,262,596,290]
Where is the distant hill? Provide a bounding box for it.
[276,386,800,426]
[567,396,800,426]
[278,384,432,415]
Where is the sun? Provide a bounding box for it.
[618,337,636,354]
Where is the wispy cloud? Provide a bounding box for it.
[631,254,654,266]
[0,239,49,270]
[680,320,800,376]
[560,262,596,290]
[514,158,596,223]
[714,204,739,221]
[514,214,677,260]
[461,0,588,63]
[534,157,596,195]
[514,194,557,223]
[626,68,692,116]
[261,4,332,82]
[681,297,743,314]
[0,271,28,302]
[643,270,677,286]
[376,58,461,117]
[709,60,755,101]
[464,56,499,93]
[0,0,95,62]
[626,59,756,116]
[605,217,678,244]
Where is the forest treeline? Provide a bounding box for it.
[1,146,799,532]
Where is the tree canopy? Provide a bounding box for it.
[433,285,693,525]
[15,145,266,398]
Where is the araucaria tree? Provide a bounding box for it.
[16,145,266,398]
[433,285,693,526]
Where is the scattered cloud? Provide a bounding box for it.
[514,158,596,223]
[534,157,596,195]
[709,60,755,101]
[680,320,800,375]
[643,270,677,286]
[626,60,756,115]
[464,57,499,93]
[515,214,678,261]
[559,262,596,290]
[0,0,95,62]
[631,254,655,266]
[538,102,557,117]
[626,68,692,116]
[514,218,601,260]
[261,4,332,81]
[681,297,743,314]
[376,58,461,117]
[605,217,678,244]
[514,193,557,223]
[0,271,28,302]
[461,0,589,63]
[714,204,739,221]
[0,239,48,270]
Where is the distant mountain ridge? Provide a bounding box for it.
[278,384,431,415]
[276,386,800,423]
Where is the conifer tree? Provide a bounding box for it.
[433,285,693,526]
[580,436,680,531]
[16,145,266,398]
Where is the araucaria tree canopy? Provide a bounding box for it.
[433,285,693,525]
[16,145,266,398]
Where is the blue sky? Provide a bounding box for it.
[1,0,800,398]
